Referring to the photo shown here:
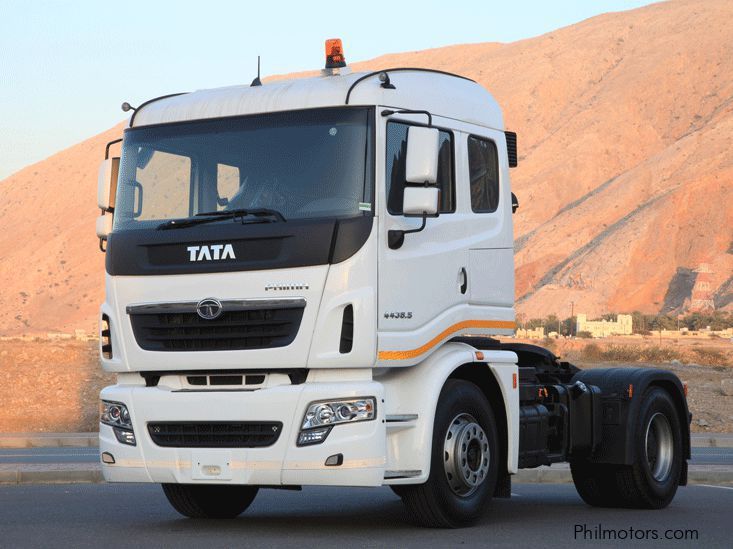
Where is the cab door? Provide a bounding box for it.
[377,118,470,356]
[462,130,514,309]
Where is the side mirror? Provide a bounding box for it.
[96,214,113,239]
[389,127,441,250]
[403,186,439,216]
[405,127,439,184]
[97,157,120,211]
[97,157,119,252]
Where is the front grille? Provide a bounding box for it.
[148,421,282,448]
[129,303,304,352]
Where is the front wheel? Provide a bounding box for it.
[162,484,259,518]
[398,379,499,528]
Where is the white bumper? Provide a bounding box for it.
[100,380,386,487]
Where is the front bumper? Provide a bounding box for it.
[99,379,386,486]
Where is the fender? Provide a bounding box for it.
[572,368,691,467]
[378,341,518,484]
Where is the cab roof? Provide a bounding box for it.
[129,69,504,131]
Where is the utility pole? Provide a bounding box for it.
[570,301,575,336]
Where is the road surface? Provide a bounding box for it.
[0,483,730,548]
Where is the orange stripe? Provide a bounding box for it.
[378,319,516,361]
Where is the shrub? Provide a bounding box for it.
[581,343,603,362]
[577,331,593,339]
[692,348,730,367]
[600,345,639,362]
[580,344,682,364]
[639,346,679,363]
[542,337,557,352]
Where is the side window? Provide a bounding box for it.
[216,163,240,210]
[386,122,454,215]
[467,136,500,213]
[135,150,191,220]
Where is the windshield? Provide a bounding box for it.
[114,107,374,230]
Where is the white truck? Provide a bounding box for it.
[95,40,690,527]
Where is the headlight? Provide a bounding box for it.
[100,400,136,446]
[100,401,132,428]
[298,397,375,446]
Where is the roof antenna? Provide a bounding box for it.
[250,56,262,87]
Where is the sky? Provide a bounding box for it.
[0,0,654,180]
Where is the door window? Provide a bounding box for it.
[467,136,499,213]
[386,122,454,214]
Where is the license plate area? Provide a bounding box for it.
[191,450,233,480]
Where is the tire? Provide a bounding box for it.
[570,461,624,507]
[162,484,259,518]
[571,387,683,509]
[389,485,409,498]
[398,379,499,528]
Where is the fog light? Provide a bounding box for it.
[101,452,115,464]
[297,426,332,446]
[113,427,136,446]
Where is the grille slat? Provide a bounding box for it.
[130,305,304,352]
[144,328,292,341]
[148,421,282,448]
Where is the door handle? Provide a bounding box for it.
[460,267,468,295]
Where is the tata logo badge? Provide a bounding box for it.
[196,298,223,320]
[187,244,236,262]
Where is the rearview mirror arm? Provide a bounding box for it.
[388,213,427,250]
[380,109,433,127]
[105,138,122,160]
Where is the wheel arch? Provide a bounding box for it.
[381,342,518,484]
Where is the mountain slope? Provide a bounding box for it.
[1,0,731,335]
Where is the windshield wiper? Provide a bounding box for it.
[157,208,286,230]
[195,208,286,222]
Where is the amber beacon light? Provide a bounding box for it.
[325,38,346,69]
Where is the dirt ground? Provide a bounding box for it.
[0,337,731,433]
[0,340,114,432]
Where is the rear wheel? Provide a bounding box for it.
[398,379,498,528]
[571,387,683,509]
[162,484,259,518]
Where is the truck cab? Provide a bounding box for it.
[95,41,689,527]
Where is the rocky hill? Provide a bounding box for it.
[1,0,731,335]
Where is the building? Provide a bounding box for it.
[514,326,545,339]
[689,263,715,313]
[576,314,632,338]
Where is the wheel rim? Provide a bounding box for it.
[443,413,490,496]
[645,412,674,482]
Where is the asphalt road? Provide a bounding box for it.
[1,446,732,465]
[0,483,731,548]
